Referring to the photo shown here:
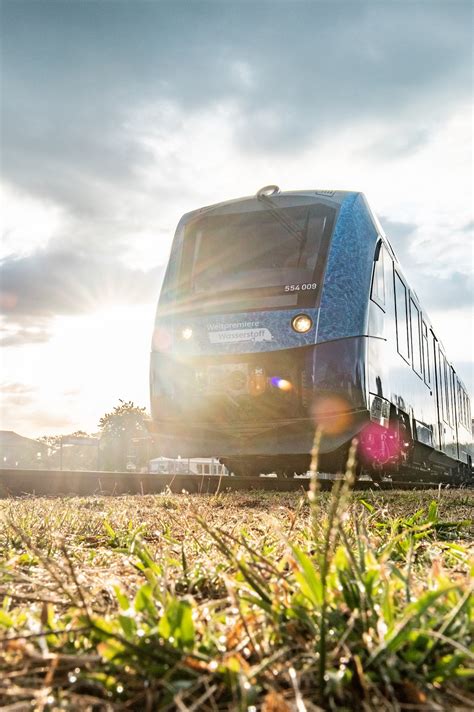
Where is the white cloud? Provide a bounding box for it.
[1,184,65,258]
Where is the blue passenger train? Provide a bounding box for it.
[150,186,472,482]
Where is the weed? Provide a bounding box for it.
[0,488,472,710]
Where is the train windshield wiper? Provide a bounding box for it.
[256,193,307,247]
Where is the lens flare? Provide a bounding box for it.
[152,327,172,352]
[0,291,18,310]
[358,422,402,465]
[312,394,353,435]
[182,328,193,340]
[270,377,293,391]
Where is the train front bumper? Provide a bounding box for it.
[147,411,370,458]
[149,338,369,458]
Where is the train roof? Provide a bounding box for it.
[180,188,359,221]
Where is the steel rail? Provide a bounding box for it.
[0,469,469,498]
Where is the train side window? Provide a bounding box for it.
[371,242,385,307]
[450,369,456,427]
[457,382,464,426]
[443,357,451,424]
[394,270,410,361]
[449,366,457,425]
[422,321,430,385]
[437,347,445,422]
[461,390,465,425]
[449,371,454,424]
[458,381,463,425]
[409,299,423,376]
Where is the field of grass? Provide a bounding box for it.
[0,484,473,711]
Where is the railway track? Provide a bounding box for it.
[0,468,469,498]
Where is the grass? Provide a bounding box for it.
[0,484,473,711]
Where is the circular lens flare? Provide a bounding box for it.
[358,422,402,465]
[152,327,172,352]
[292,314,313,333]
[312,394,353,435]
[270,377,293,391]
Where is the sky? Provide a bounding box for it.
[0,0,473,438]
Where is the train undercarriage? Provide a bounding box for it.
[150,406,473,487]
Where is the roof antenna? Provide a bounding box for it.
[256,185,280,198]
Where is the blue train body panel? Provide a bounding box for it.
[154,307,320,356]
[318,194,378,342]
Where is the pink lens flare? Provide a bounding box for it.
[358,422,402,465]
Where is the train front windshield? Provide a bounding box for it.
[176,202,335,312]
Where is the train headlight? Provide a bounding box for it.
[182,327,193,340]
[291,314,313,333]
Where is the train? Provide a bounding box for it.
[149,186,472,483]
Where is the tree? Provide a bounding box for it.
[37,431,99,470]
[98,400,149,471]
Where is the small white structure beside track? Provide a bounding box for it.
[148,456,228,476]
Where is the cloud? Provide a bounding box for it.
[2,1,472,216]
[380,216,473,312]
[415,272,473,312]
[0,247,164,332]
[0,382,36,395]
[364,129,431,160]
[0,393,35,409]
[379,217,419,266]
[24,409,78,431]
[450,361,474,395]
[0,382,37,414]
[459,220,474,233]
[0,323,52,347]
